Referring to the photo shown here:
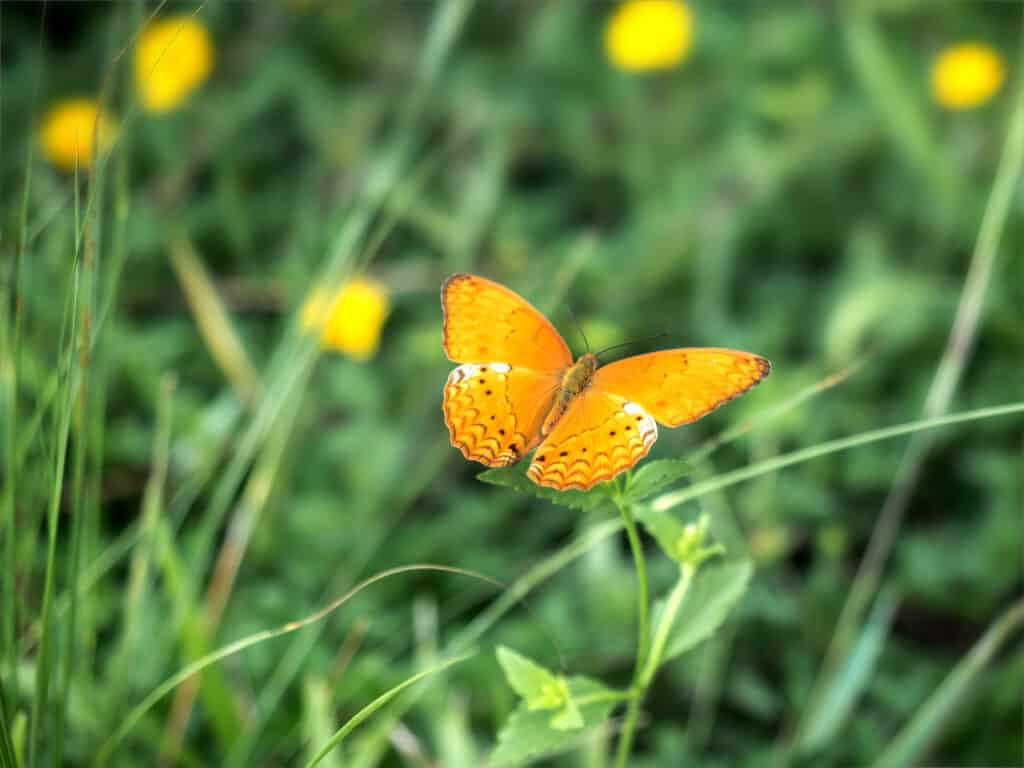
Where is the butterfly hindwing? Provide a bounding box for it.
[590,348,770,427]
[444,363,561,468]
[442,274,573,371]
[527,390,658,491]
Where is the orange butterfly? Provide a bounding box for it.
[442,274,770,491]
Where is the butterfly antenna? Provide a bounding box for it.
[595,332,670,361]
[566,303,591,353]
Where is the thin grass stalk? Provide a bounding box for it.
[841,8,953,204]
[7,1,163,494]
[651,403,1024,514]
[54,15,121,752]
[28,174,87,768]
[94,565,494,764]
[871,598,1024,768]
[82,17,143,644]
[223,437,455,765]
[32,58,115,756]
[108,376,175,715]
[161,368,306,760]
[168,236,261,405]
[3,3,50,720]
[799,19,1024,748]
[179,0,476,757]
[301,653,476,768]
[55,380,88,765]
[0,678,17,768]
[687,356,869,466]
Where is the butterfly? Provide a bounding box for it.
[442,274,770,491]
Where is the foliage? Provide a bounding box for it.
[1,1,1022,766]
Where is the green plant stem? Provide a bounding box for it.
[641,565,694,687]
[614,499,649,768]
[615,560,697,768]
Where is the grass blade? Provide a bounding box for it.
[797,587,899,753]
[0,677,18,768]
[870,599,1024,768]
[652,402,1024,513]
[93,564,496,763]
[168,236,261,405]
[302,652,476,768]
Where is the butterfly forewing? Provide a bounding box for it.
[442,274,573,468]
[442,274,573,371]
[591,348,770,427]
[527,390,658,491]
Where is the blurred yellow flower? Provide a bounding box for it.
[39,99,118,171]
[301,278,389,360]
[931,42,1006,110]
[605,0,693,73]
[135,15,214,113]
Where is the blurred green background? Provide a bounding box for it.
[2,1,1022,766]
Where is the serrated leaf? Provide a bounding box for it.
[661,561,753,664]
[496,647,563,710]
[477,465,611,511]
[491,677,615,766]
[639,508,687,562]
[625,459,692,501]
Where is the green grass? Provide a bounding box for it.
[2,2,1023,766]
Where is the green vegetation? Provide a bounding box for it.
[2,2,1022,766]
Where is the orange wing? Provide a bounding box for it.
[444,363,561,467]
[527,390,658,491]
[590,348,770,427]
[442,274,572,370]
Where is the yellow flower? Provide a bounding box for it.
[135,15,214,113]
[39,99,118,171]
[301,278,389,360]
[931,42,1006,110]
[605,0,693,73]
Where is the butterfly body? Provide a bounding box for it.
[543,353,598,436]
[442,274,770,491]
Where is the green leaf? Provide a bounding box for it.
[491,677,616,766]
[496,646,564,711]
[549,696,584,731]
[477,465,611,511]
[639,507,687,562]
[640,510,723,567]
[661,561,753,664]
[625,459,692,501]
